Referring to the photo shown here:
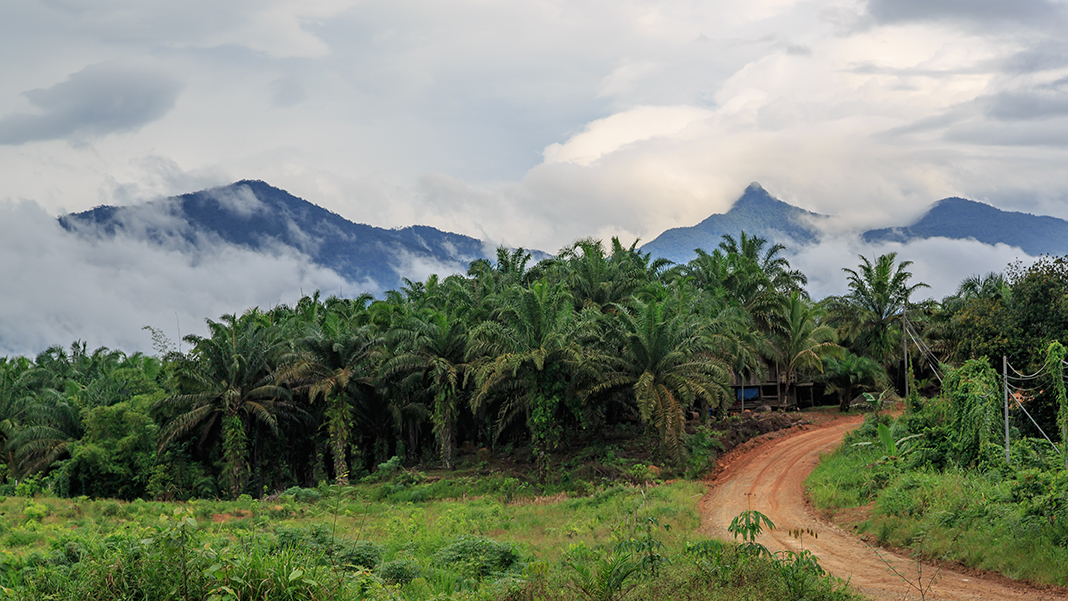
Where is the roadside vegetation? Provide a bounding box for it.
[806,256,1068,587]
[807,359,1068,585]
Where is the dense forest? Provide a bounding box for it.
[1,233,1066,501]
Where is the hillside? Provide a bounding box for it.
[862,197,1068,256]
[59,180,490,293]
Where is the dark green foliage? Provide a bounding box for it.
[337,540,382,570]
[943,360,1001,467]
[282,486,322,503]
[434,535,523,580]
[377,557,420,584]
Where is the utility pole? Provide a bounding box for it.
[902,308,909,401]
[1004,355,1010,463]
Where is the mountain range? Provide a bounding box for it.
[861,197,1068,256]
[59,180,1068,294]
[59,180,489,293]
[641,184,1068,264]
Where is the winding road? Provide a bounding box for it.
[699,415,1068,601]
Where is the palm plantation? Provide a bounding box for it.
[0,234,992,502]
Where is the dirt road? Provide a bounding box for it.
[700,415,1067,601]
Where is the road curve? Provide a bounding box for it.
[700,416,1067,601]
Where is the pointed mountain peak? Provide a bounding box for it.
[732,182,785,210]
[642,184,826,263]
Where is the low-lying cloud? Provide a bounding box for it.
[0,198,360,357]
[790,234,1035,301]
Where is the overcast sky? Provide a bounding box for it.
[2,0,1067,355]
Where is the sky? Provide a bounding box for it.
[2,0,1068,355]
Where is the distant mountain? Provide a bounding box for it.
[641,183,827,263]
[862,197,1068,256]
[59,180,490,293]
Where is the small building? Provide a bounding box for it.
[728,361,830,411]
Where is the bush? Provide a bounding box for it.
[337,540,382,570]
[435,535,522,580]
[377,558,420,584]
[282,486,322,503]
[23,502,49,522]
[275,524,335,555]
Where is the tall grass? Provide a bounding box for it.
[0,477,861,600]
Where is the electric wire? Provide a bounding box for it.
[1007,362,1048,380]
[1011,393,1063,457]
[903,322,944,384]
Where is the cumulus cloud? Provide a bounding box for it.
[0,199,361,357]
[0,62,182,145]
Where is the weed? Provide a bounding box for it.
[568,551,641,601]
[378,557,420,584]
[727,509,775,556]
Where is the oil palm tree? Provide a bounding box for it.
[469,280,583,472]
[820,351,888,412]
[589,295,732,463]
[772,291,842,406]
[384,308,470,469]
[156,312,297,498]
[837,253,929,366]
[279,314,382,485]
[719,232,808,295]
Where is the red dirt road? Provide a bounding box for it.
[700,415,1067,601]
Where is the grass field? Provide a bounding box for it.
[0,473,860,600]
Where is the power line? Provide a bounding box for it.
[1011,393,1063,457]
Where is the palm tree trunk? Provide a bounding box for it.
[327,396,350,486]
[332,431,349,486]
[433,391,456,469]
[222,414,248,498]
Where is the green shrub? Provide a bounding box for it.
[275,524,335,555]
[337,540,382,570]
[435,535,522,580]
[377,557,420,584]
[4,529,41,547]
[23,502,49,522]
[98,501,121,517]
[282,486,322,503]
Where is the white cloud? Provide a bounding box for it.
[542,106,713,166]
[0,198,360,356]
[790,233,1035,300]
